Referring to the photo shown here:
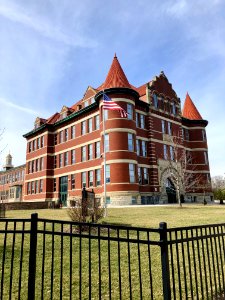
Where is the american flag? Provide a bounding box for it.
[102,94,128,118]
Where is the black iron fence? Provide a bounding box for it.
[0,214,225,299]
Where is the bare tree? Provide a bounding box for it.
[166,134,204,207]
[211,175,225,204]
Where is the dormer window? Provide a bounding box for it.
[84,100,89,108]
[60,106,70,120]
[34,117,45,129]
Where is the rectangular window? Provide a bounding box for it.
[71,125,75,139]
[53,178,56,192]
[95,141,101,158]
[138,167,142,184]
[54,134,57,145]
[29,142,32,152]
[136,112,139,127]
[54,155,57,168]
[35,181,38,194]
[88,144,93,160]
[81,121,86,135]
[41,136,44,147]
[65,128,68,141]
[39,179,43,193]
[106,196,111,204]
[104,110,108,120]
[89,171,94,187]
[105,134,109,152]
[202,129,206,141]
[88,118,93,133]
[84,100,89,107]
[71,149,75,164]
[168,122,172,136]
[82,172,86,188]
[82,146,86,161]
[170,146,174,161]
[129,164,135,183]
[59,154,63,167]
[64,152,69,166]
[143,168,149,184]
[140,114,145,129]
[59,131,64,143]
[185,129,189,141]
[31,181,35,194]
[36,159,39,172]
[37,137,40,149]
[27,182,31,194]
[153,94,158,108]
[136,140,140,156]
[164,145,168,160]
[141,140,147,157]
[162,120,165,134]
[172,102,176,115]
[204,152,208,164]
[71,174,75,190]
[106,165,110,183]
[95,115,100,130]
[128,133,134,151]
[33,140,36,151]
[96,169,101,186]
[127,104,133,120]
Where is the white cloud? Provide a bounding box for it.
[0,2,97,48]
[0,97,40,115]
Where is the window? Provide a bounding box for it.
[127,104,133,120]
[82,146,86,161]
[64,152,69,166]
[54,156,57,168]
[84,100,89,107]
[170,146,174,161]
[88,118,92,133]
[168,122,172,136]
[31,181,35,194]
[96,169,101,186]
[82,172,86,188]
[88,144,93,160]
[132,196,137,204]
[138,167,142,184]
[153,94,158,108]
[71,174,75,190]
[172,102,176,115]
[106,196,111,204]
[54,134,57,145]
[71,150,75,164]
[59,131,64,143]
[136,140,140,156]
[27,182,31,194]
[29,142,32,152]
[36,159,39,172]
[91,97,95,104]
[104,134,109,152]
[32,161,35,173]
[129,164,135,183]
[136,112,139,127]
[185,129,189,141]
[89,171,94,187]
[41,136,44,147]
[106,165,110,183]
[59,154,63,167]
[140,114,145,129]
[141,140,147,157]
[33,140,36,151]
[143,168,149,184]
[161,97,165,110]
[104,110,108,120]
[164,145,168,160]
[53,178,56,192]
[71,125,75,139]
[202,129,206,141]
[95,115,100,130]
[204,152,208,164]
[81,121,86,135]
[37,137,40,149]
[162,120,165,134]
[128,133,134,151]
[40,179,43,193]
[65,128,68,141]
[96,141,101,158]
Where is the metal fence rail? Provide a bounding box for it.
[1,214,225,299]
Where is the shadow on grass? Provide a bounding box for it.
[101,221,133,227]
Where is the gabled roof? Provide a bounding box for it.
[101,54,131,89]
[149,71,177,99]
[182,93,203,120]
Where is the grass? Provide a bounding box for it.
[1,203,225,299]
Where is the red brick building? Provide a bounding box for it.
[1,55,212,205]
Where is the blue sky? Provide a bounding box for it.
[0,0,224,176]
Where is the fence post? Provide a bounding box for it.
[159,222,171,300]
[28,213,38,300]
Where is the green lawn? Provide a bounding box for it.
[1,204,225,299]
[5,203,225,228]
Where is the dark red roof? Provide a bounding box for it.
[182,93,203,120]
[101,54,131,89]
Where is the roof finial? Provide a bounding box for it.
[114,53,117,58]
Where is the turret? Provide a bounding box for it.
[3,153,14,171]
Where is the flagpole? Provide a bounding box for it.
[102,92,107,217]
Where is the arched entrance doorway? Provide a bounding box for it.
[165,178,177,203]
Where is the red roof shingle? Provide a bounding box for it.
[182,93,203,120]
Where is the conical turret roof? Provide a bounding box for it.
[182,93,203,120]
[101,54,131,89]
